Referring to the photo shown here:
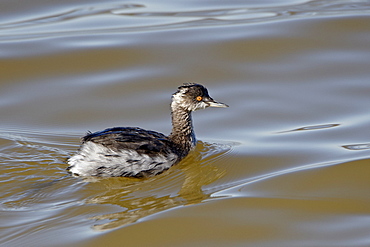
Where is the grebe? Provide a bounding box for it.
[67,83,228,178]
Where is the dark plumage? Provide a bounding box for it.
[67,83,228,177]
[83,127,171,155]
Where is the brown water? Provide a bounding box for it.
[1,0,370,246]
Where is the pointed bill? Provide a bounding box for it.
[207,101,229,108]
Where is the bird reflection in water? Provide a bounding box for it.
[85,141,230,231]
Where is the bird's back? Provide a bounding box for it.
[67,127,180,177]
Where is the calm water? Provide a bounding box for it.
[1,0,370,246]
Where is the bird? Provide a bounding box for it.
[67,83,228,178]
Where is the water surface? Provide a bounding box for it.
[1,0,370,246]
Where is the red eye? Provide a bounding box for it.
[196,96,202,101]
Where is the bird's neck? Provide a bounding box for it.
[169,103,196,154]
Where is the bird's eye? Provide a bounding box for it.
[196,96,202,101]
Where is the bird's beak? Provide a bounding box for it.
[207,100,229,108]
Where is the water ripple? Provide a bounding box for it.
[0,4,144,29]
[279,123,340,133]
[342,143,370,151]
[0,0,369,41]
